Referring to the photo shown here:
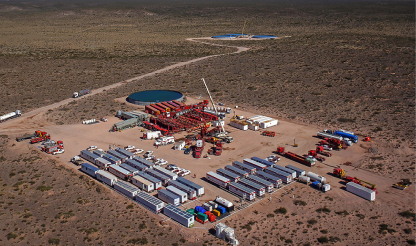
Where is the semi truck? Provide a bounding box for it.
[206,171,230,188]
[73,89,90,98]
[333,130,358,143]
[0,110,21,123]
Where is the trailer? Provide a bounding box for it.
[216,168,241,182]
[93,149,106,157]
[276,147,316,167]
[333,131,358,143]
[133,156,155,169]
[214,197,235,212]
[346,182,375,201]
[108,164,133,180]
[80,163,100,177]
[145,169,171,186]
[125,159,148,172]
[168,180,197,200]
[132,176,154,192]
[108,150,129,163]
[114,180,140,199]
[238,178,266,197]
[136,172,162,190]
[271,165,297,179]
[102,153,121,165]
[164,204,194,227]
[251,157,275,167]
[96,170,118,186]
[95,157,111,170]
[80,150,101,164]
[298,176,310,184]
[264,167,293,184]
[153,166,178,181]
[243,158,267,171]
[176,177,204,196]
[247,175,274,193]
[228,182,256,201]
[0,110,21,123]
[255,171,283,188]
[206,171,230,188]
[158,189,180,206]
[113,118,140,131]
[120,163,139,175]
[232,161,257,174]
[135,192,164,213]
[317,131,343,141]
[285,165,306,177]
[143,131,161,140]
[73,89,90,98]
[115,147,134,159]
[166,186,188,203]
[306,172,326,183]
[225,165,249,178]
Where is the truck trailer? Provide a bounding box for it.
[158,189,180,206]
[264,167,293,184]
[255,171,283,187]
[247,175,274,193]
[135,192,164,213]
[166,186,188,203]
[243,158,267,171]
[228,182,256,201]
[216,168,241,182]
[285,165,306,177]
[108,164,133,180]
[125,159,148,172]
[146,169,171,186]
[80,163,100,178]
[225,165,249,178]
[132,176,154,192]
[206,171,230,188]
[168,180,197,200]
[96,170,118,186]
[153,166,178,181]
[163,204,194,228]
[272,165,297,179]
[114,180,140,199]
[0,110,21,123]
[238,178,266,197]
[120,163,139,176]
[136,172,162,190]
[251,157,275,167]
[232,161,257,174]
[176,177,204,196]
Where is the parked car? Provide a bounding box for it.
[181,170,191,176]
[144,151,153,157]
[87,146,97,151]
[156,159,168,165]
[53,149,65,155]
[133,149,144,155]
[125,145,135,151]
[167,164,177,170]
[322,145,332,151]
[145,156,155,161]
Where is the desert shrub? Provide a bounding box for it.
[126,204,134,209]
[179,238,186,243]
[274,207,287,214]
[407,239,416,245]
[316,207,331,213]
[356,214,365,220]
[317,236,328,243]
[55,210,75,220]
[335,210,349,216]
[320,229,328,234]
[399,211,415,220]
[79,228,98,235]
[372,127,383,132]
[127,237,148,245]
[22,213,32,218]
[7,233,18,240]
[9,172,16,178]
[337,117,355,123]
[139,221,147,230]
[404,228,412,234]
[48,238,60,245]
[308,219,318,225]
[267,213,274,218]
[36,186,52,191]
[378,224,396,234]
[285,239,293,243]
[294,200,307,206]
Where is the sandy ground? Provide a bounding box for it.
[1,96,414,245]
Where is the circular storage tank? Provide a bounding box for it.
[252,35,277,39]
[127,90,184,106]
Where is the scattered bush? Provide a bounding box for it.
[356,214,365,220]
[274,207,287,214]
[317,236,328,243]
[267,213,274,218]
[36,186,52,192]
[404,228,412,234]
[294,200,307,206]
[335,210,349,216]
[316,207,331,213]
[127,237,148,245]
[329,236,341,242]
[407,239,416,245]
[308,219,318,225]
[320,229,328,234]
[378,224,396,234]
[126,204,134,209]
[55,210,75,220]
[337,118,355,123]
[48,238,60,245]
[399,211,415,220]
[285,239,293,244]
[7,233,18,240]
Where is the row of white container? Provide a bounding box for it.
[80,163,195,227]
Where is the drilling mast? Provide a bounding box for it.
[201,78,226,136]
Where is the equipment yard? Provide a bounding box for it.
[0,1,414,246]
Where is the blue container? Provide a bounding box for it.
[195,206,206,214]
[311,181,320,188]
[217,206,226,214]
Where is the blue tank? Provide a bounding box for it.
[333,131,358,143]
[195,206,206,214]
[217,206,226,214]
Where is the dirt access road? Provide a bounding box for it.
[0,37,249,132]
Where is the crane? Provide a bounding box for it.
[201,78,227,137]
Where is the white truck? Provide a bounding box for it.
[0,110,21,123]
[73,89,90,98]
[154,136,175,146]
[144,131,161,140]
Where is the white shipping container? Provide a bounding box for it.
[96,170,118,186]
[206,171,230,188]
[167,186,187,203]
[248,124,259,131]
[95,157,111,169]
[259,119,278,129]
[136,172,162,190]
[158,189,180,206]
[108,164,133,180]
[176,177,204,197]
[146,131,161,140]
[132,176,154,192]
[238,179,266,197]
[135,192,164,213]
[168,180,197,200]
[80,163,100,177]
[163,204,194,228]
[153,166,178,181]
[247,175,274,193]
[346,182,375,201]
[114,180,140,198]
[228,182,256,201]
[230,121,248,130]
